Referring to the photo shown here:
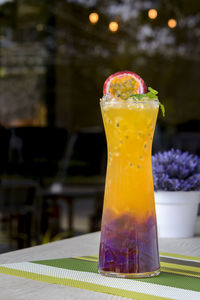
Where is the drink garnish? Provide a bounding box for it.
[103,71,147,98]
[133,87,165,117]
[103,71,165,116]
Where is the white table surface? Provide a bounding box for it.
[0,231,200,300]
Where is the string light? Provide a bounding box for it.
[89,12,99,24]
[168,19,177,28]
[148,9,158,20]
[109,21,119,32]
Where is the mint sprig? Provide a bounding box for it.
[131,87,165,117]
[148,87,158,95]
[159,102,165,117]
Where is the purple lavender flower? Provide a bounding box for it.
[152,149,200,191]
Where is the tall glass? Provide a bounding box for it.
[98,99,160,278]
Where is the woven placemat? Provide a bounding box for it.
[0,252,200,300]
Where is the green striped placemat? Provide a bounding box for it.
[0,252,200,300]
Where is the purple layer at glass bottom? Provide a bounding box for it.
[98,213,160,275]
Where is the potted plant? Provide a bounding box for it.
[152,149,200,238]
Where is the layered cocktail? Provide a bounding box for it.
[98,71,162,278]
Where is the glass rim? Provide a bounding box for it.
[100,99,159,105]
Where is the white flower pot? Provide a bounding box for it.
[154,191,200,238]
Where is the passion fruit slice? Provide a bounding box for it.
[103,71,147,99]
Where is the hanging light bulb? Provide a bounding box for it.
[168,18,177,28]
[148,9,158,20]
[89,12,99,24]
[109,21,119,32]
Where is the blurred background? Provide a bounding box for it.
[0,0,200,253]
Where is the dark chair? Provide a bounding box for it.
[7,127,68,178]
[40,127,106,238]
[0,126,10,174]
[60,126,106,178]
[171,132,200,155]
[166,120,200,155]
[0,179,39,249]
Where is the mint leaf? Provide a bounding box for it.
[148,87,158,95]
[146,92,158,99]
[130,87,158,100]
[133,94,146,100]
[148,87,165,117]
[146,87,158,99]
[159,102,165,117]
[128,87,165,118]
